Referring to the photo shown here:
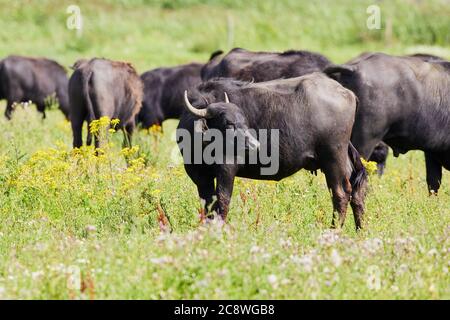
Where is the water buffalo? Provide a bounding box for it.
[408,53,446,62]
[69,58,143,148]
[201,47,331,82]
[178,74,368,230]
[325,52,450,194]
[202,48,388,174]
[0,55,70,119]
[137,63,202,128]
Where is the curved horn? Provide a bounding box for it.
[184,90,208,118]
[224,92,230,103]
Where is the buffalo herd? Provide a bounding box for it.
[0,48,448,230]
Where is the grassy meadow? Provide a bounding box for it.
[0,0,449,299]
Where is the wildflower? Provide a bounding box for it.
[291,254,314,272]
[31,271,44,280]
[196,279,210,288]
[85,225,97,233]
[149,256,173,265]
[267,274,278,288]
[76,259,89,264]
[394,237,416,255]
[317,229,340,247]
[396,264,409,276]
[362,238,384,255]
[366,265,381,291]
[330,249,343,267]
[218,269,229,277]
[361,158,378,175]
[250,245,261,254]
[111,118,120,128]
[149,124,163,135]
[66,265,81,291]
[279,238,292,248]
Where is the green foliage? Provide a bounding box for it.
[0,107,448,299]
[0,0,449,299]
[0,0,448,71]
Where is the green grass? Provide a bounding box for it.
[0,0,449,299]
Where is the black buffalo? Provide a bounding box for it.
[137,63,202,128]
[69,58,143,148]
[325,52,450,193]
[0,55,70,119]
[178,74,368,230]
[201,47,331,82]
[202,48,388,174]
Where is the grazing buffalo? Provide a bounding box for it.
[408,53,446,62]
[201,47,331,82]
[178,74,368,230]
[202,48,388,174]
[0,55,70,119]
[69,58,143,148]
[325,52,450,193]
[137,63,202,128]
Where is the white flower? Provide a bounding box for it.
[394,237,416,255]
[362,238,384,254]
[261,253,272,261]
[85,225,97,233]
[149,256,173,265]
[396,264,409,276]
[66,266,81,291]
[196,279,209,288]
[76,258,88,264]
[291,254,314,272]
[267,274,278,288]
[318,230,340,247]
[330,249,343,267]
[279,238,292,248]
[31,271,44,280]
[366,265,381,291]
[250,245,261,254]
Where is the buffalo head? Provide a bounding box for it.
[183,90,259,151]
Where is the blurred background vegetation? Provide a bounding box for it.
[0,0,448,72]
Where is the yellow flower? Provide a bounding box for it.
[151,189,162,197]
[111,118,120,128]
[149,124,162,135]
[361,158,378,176]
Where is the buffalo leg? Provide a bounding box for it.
[347,143,368,230]
[212,167,237,220]
[425,152,442,194]
[197,178,215,218]
[322,155,352,228]
[36,102,46,119]
[4,101,13,120]
[122,122,135,148]
[86,129,92,146]
[185,166,215,217]
[71,118,84,148]
[368,142,389,176]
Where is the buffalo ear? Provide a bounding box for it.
[194,118,208,134]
